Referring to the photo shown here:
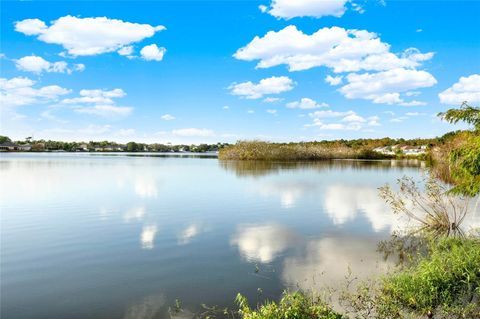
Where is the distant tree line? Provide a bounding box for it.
[0,135,458,154]
[0,137,230,153]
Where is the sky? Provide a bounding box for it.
[1,0,479,144]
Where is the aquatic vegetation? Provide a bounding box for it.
[235,291,343,319]
[379,177,471,237]
[219,140,361,161]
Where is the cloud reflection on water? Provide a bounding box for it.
[255,181,318,209]
[324,184,404,232]
[134,177,159,199]
[124,206,146,222]
[177,223,203,245]
[282,236,391,292]
[230,224,299,263]
[141,224,158,249]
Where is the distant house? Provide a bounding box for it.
[373,145,427,156]
[373,146,395,155]
[94,145,126,152]
[76,143,89,152]
[0,141,19,151]
[17,144,32,151]
[402,146,427,156]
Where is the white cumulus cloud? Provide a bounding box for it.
[262,0,349,19]
[325,75,343,86]
[161,114,175,121]
[229,76,294,99]
[15,16,166,57]
[0,76,70,109]
[286,97,328,109]
[234,26,434,73]
[339,68,436,105]
[62,88,132,117]
[438,74,480,106]
[307,110,379,131]
[118,45,134,56]
[15,55,84,74]
[73,104,133,117]
[140,44,166,61]
[234,26,436,105]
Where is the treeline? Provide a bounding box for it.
[0,136,229,153]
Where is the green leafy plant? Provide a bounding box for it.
[235,291,343,319]
[438,102,480,132]
[379,237,480,318]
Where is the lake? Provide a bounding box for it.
[0,154,444,318]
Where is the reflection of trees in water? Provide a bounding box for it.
[219,159,425,178]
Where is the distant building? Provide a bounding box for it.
[373,145,427,156]
[402,146,427,156]
[373,146,395,155]
[76,143,89,152]
[17,144,31,151]
[0,141,19,151]
[94,145,127,152]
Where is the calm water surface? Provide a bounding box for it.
[1,154,430,318]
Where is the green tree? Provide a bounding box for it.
[0,136,11,144]
[126,142,139,152]
[437,102,480,196]
[438,101,480,131]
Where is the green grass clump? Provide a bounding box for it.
[236,291,343,319]
[379,237,480,317]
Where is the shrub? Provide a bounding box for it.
[236,291,343,319]
[378,237,480,318]
[379,177,471,238]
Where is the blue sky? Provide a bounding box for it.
[1,0,479,143]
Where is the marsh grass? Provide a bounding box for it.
[218,141,389,161]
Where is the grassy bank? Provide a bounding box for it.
[232,237,480,319]
[218,140,399,161]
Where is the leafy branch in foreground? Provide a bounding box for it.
[379,177,470,237]
[438,101,480,131]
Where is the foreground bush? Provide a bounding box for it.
[236,291,343,319]
[435,103,480,197]
[341,237,480,319]
[378,237,480,318]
